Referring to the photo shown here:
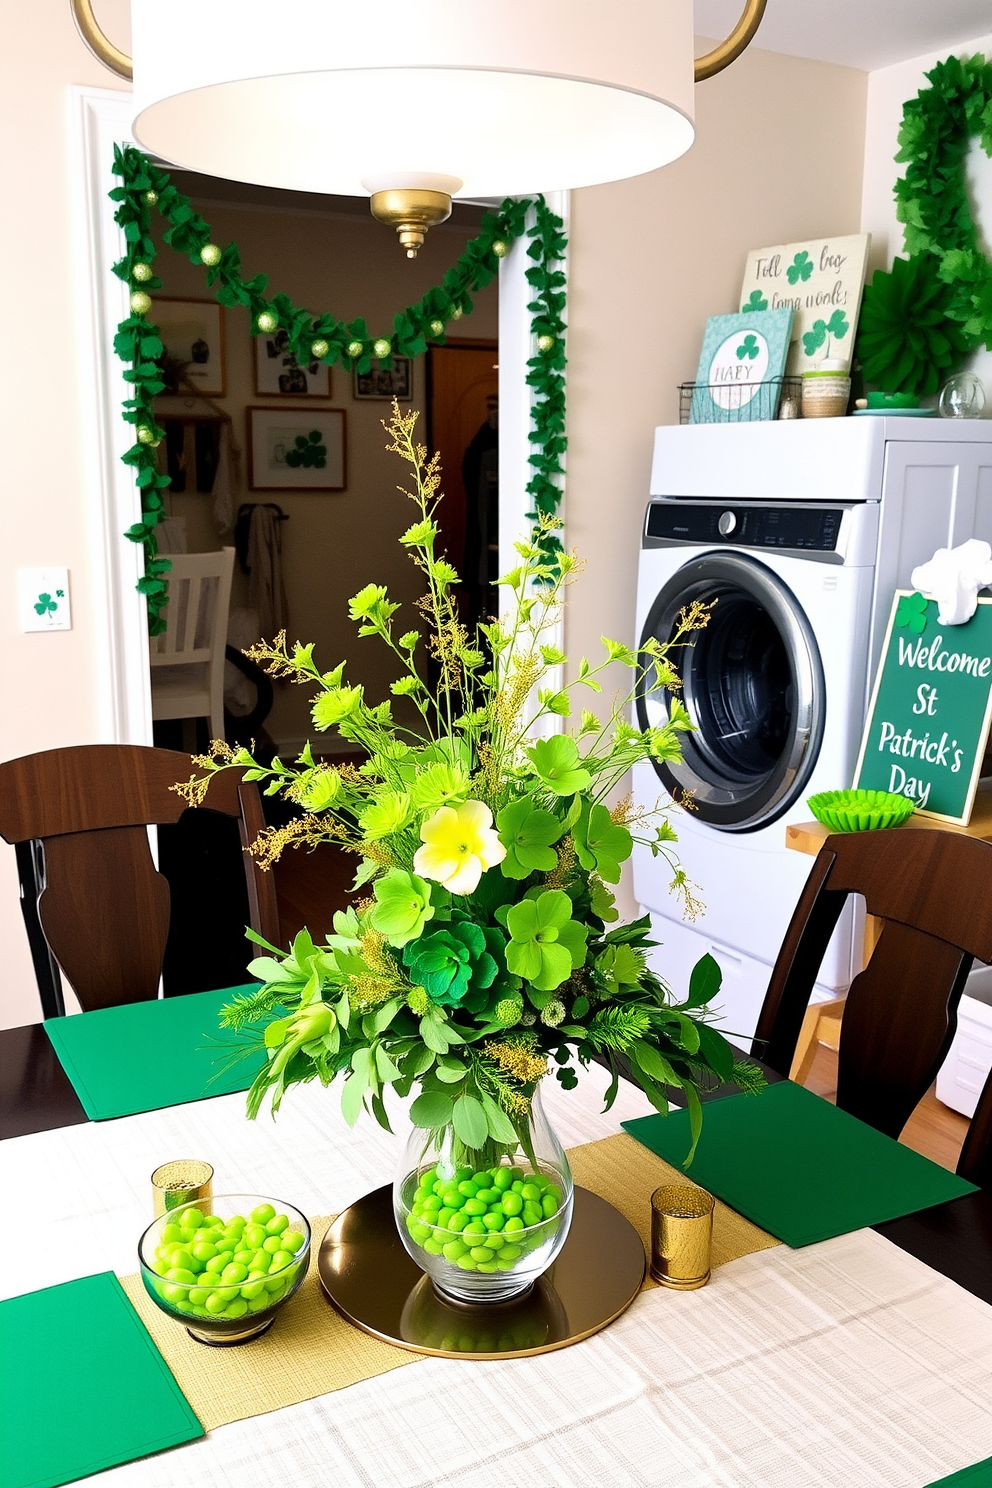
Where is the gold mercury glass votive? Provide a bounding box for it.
[151,1159,214,1217]
[650,1184,714,1289]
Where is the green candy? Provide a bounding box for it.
[455,1254,477,1271]
[265,1214,289,1236]
[244,1224,267,1248]
[462,1198,486,1217]
[161,1224,182,1245]
[504,1216,524,1235]
[446,1211,469,1234]
[542,1194,558,1219]
[520,1184,541,1202]
[441,1190,464,1209]
[482,1212,505,1232]
[442,1240,468,1262]
[423,1239,444,1256]
[469,1246,492,1262]
[475,1188,500,1205]
[240,1279,267,1300]
[270,1251,294,1271]
[492,1168,512,1192]
[262,1235,284,1253]
[510,1181,524,1194]
[522,1204,543,1227]
[204,1254,228,1274]
[282,1230,305,1254]
[501,1192,523,1217]
[192,1241,218,1263]
[457,1181,478,1199]
[224,1298,249,1319]
[483,1233,505,1250]
[165,1267,197,1285]
[221,1262,248,1283]
[179,1208,203,1230]
[250,1204,275,1225]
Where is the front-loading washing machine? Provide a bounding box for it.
[632,418,992,1043]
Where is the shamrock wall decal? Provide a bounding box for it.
[741,290,768,313]
[895,591,928,634]
[33,592,59,617]
[736,334,760,361]
[787,250,813,285]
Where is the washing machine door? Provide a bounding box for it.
[636,552,825,831]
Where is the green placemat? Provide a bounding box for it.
[0,1272,202,1488]
[622,1080,978,1247]
[925,1461,992,1486]
[44,986,264,1120]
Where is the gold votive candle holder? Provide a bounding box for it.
[151,1159,214,1217]
[650,1184,714,1290]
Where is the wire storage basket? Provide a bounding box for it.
[679,377,802,425]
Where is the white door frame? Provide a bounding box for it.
[73,86,568,745]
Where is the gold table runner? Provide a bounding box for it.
[119,1131,778,1431]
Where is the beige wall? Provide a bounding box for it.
[565,44,867,916]
[0,0,131,1026]
[154,200,496,750]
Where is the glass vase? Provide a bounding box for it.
[393,1082,573,1304]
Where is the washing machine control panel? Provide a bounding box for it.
[645,501,842,552]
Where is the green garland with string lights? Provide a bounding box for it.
[109,146,567,633]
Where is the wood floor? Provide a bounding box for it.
[802,1042,971,1173]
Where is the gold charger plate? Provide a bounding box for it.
[317,1184,645,1361]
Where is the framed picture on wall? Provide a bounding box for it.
[247,406,346,490]
[155,298,226,396]
[353,356,412,401]
[254,330,331,397]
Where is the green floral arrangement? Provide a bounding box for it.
[180,408,762,1163]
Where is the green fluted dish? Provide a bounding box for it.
[807,789,916,833]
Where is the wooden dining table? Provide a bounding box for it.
[3,1014,992,1487]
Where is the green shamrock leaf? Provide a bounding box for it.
[802,320,827,357]
[572,799,633,885]
[741,290,768,313]
[496,798,563,879]
[33,592,58,616]
[736,334,760,361]
[826,309,849,340]
[895,591,928,634]
[369,867,435,946]
[524,736,592,796]
[503,889,588,991]
[787,250,813,285]
[402,920,498,1008]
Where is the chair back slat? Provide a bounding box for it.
[149,552,230,666]
[39,828,171,1010]
[753,830,992,1163]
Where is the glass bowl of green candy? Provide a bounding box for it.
[395,1160,573,1305]
[138,1194,310,1345]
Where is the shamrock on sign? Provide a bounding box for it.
[33,592,58,616]
[736,334,760,361]
[285,431,327,469]
[787,250,813,285]
[895,591,928,634]
[741,290,768,313]
[802,309,850,359]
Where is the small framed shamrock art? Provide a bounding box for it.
[247,406,346,491]
[689,309,793,423]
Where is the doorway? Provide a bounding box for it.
[428,340,499,630]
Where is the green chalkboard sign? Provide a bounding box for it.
[855,592,992,824]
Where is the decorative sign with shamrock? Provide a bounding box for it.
[690,309,794,423]
[739,234,870,375]
[854,592,992,823]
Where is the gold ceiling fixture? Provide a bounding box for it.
[71,0,767,256]
[694,0,767,83]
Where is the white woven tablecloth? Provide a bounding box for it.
[4,1064,992,1486]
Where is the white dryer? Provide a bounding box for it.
[632,418,992,1044]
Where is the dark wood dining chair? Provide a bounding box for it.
[0,744,280,1018]
[751,828,992,1189]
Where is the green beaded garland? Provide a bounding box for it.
[129,290,152,316]
[131,262,153,283]
[429,319,445,337]
[310,338,330,359]
[256,310,279,333]
[200,243,223,267]
[373,338,392,359]
[347,340,364,359]
[537,334,556,353]
[492,240,509,258]
[142,190,158,206]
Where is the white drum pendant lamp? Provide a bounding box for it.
[72,0,766,254]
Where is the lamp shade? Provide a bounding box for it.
[131,0,695,199]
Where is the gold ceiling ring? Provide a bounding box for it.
[70,0,132,81]
[694,0,767,82]
[69,0,766,91]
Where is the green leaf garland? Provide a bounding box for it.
[856,53,992,396]
[109,146,567,633]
